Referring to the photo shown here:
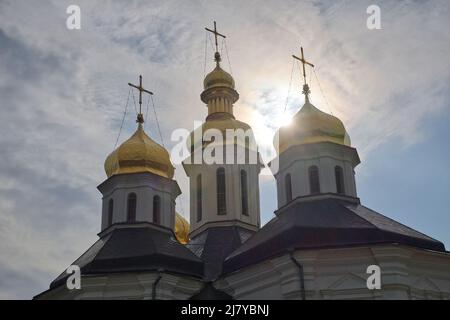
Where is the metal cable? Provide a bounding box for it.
[144,93,151,129]
[150,96,186,219]
[208,33,215,54]
[131,89,138,115]
[203,30,208,77]
[224,38,233,75]
[114,88,132,149]
[313,68,334,115]
[150,95,165,148]
[284,58,295,112]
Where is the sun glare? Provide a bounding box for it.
[278,113,293,127]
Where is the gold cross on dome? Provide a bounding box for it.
[205,21,226,62]
[128,75,153,123]
[292,46,315,86]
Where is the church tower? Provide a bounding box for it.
[272,48,360,208]
[99,76,189,241]
[100,122,180,230]
[35,76,204,299]
[183,22,262,279]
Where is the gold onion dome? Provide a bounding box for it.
[104,123,174,179]
[276,100,351,154]
[188,112,253,151]
[175,213,190,244]
[204,62,235,90]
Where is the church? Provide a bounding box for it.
[35,24,450,300]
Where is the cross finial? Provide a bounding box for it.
[128,75,153,124]
[293,46,315,102]
[205,21,226,63]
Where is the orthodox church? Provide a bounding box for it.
[35,25,450,300]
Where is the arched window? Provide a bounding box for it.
[240,170,249,216]
[308,166,321,194]
[245,136,250,164]
[234,139,238,164]
[335,166,345,194]
[153,195,161,225]
[127,193,137,222]
[196,174,202,222]
[107,199,114,227]
[216,167,227,215]
[285,173,292,202]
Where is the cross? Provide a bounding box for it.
[292,47,315,86]
[205,21,226,60]
[128,75,153,123]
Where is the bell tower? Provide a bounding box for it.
[183,22,262,239]
[98,76,188,244]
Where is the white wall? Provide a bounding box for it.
[186,163,261,237]
[274,142,360,208]
[98,173,180,231]
[218,245,450,300]
[37,244,450,300]
[36,272,203,300]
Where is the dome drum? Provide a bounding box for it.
[200,87,239,105]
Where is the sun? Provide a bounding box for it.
[277,113,293,127]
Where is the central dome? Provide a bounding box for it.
[275,101,351,154]
[188,112,253,152]
[104,123,174,179]
[204,64,235,90]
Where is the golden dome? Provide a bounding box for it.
[175,213,190,244]
[104,123,174,179]
[188,112,254,151]
[204,63,235,90]
[276,101,351,154]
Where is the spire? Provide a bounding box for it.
[128,75,153,124]
[205,21,226,66]
[293,46,314,103]
[202,21,238,116]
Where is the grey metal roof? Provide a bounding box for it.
[223,197,446,273]
[50,224,204,289]
[187,226,255,281]
[45,197,446,294]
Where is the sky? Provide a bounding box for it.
[0,0,449,299]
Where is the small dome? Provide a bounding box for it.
[275,101,351,154]
[175,213,190,244]
[204,64,235,90]
[104,123,174,179]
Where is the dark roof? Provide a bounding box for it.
[187,226,254,281]
[50,223,204,289]
[224,197,446,273]
[190,282,233,300]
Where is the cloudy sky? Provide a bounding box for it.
[0,0,449,299]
